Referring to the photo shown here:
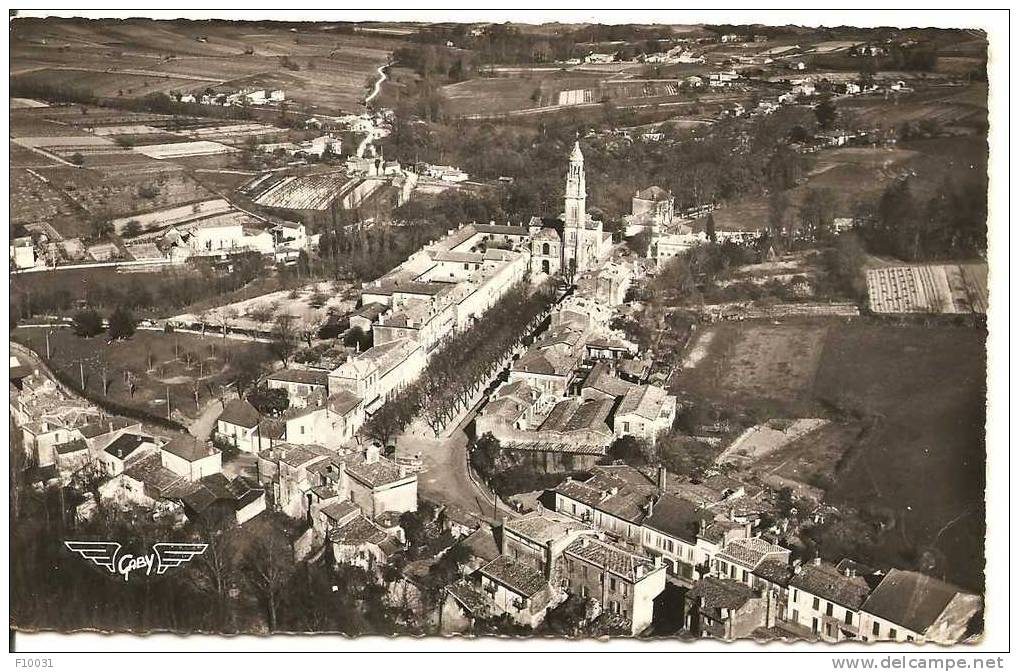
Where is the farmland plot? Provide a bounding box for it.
[134,140,238,159]
[866,263,988,314]
[251,172,353,210]
[111,198,234,235]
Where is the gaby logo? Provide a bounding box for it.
[65,541,208,582]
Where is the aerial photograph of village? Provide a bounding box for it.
[8,11,995,651]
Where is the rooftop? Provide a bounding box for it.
[328,514,388,546]
[861,569,974,634]
[790,561,872,610]
[162,435,219,463]
[717,537,790,570]
[687,576,756,611]
[344,453,410,489]
[616,384,672,421]
[219,399,261,428]
[565,536,657,582]
[267,368,329,386]
[104,433,152,460]
[504,509,590,545]
[481,555,548,598]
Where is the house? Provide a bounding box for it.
[859,569,982,644]
[478,554,555,628]
[215,399,264,453]
[98,452,188,511]
[100,432,161,476]
[561,535,666,635]
[641,493,749,582]
[442,581,495,633]
[552,465,665,543]
[10,236,39,270]
[714,537,791,588]
[160,436,222,482]
[787,559,874,642]
[343,444,417,518]
[266,368,329,409]
[708,71,739,87]
[612,384,677,444]
[508,348,579,396]
[328,513,392,570]
[476,380,543,437]
[581,363,635,403]
[685,576,775,640]
[180,473,266,525]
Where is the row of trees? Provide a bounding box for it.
[854,176,987,262]
[362,281,555,444]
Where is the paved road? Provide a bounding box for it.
[395,405,515,522]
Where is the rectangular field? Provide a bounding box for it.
[251,172,353,210]
[134,140,238,159]
[866,263,988,314]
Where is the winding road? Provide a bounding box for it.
[355,64,389,159]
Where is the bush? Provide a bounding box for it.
[107,306,137,340]
[71,309,104,338]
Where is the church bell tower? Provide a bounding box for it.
[563,140,586,272]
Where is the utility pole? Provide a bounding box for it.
[45,329,52,359]
[79,360,85,389]
[166,385,171,420]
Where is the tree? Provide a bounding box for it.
[189,503,240,629]
[814,97,838,131]
[705,213,717,243]
[247,384,289,416]
[71,309,104,338]
[604,435,657,467]
[342,325,372,351]
[107,306,137,340]
[361,391,415,448]
[799,188,838,242]
[70,152,85,166]
[270,313,299,365]
[242,526,294,631]
[230,350,266,399]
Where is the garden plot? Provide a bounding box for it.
[557,88,593,106]
[187,123,284,140]
[134,140,238,160]
[111,198,233,235]
[251,172,354,210]
[716,418,829,467]
[10,168,78,226]
[171,280,359,334]
[91,124,172,136]
[866,263,988,314]
[15,135,117,151]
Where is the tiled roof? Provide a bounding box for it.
[790,561,872,610]
[463,525,501,563]
[635,185,672,202]
[446,581,494,618]
[643,494,712,545]
[504,509,590,545]
[56,439,88,455]
[481,555,548,598]
[162,436,218,463]
[219,399,261,428]
[565,537,656,582]
[717,537,789,570]
[538,398,613,435]
[267,367,329,386]
[552,465,658,524]
[320,500,359,523]
[754,557,794,587]
[688,576,755,610]
[616,384,671,421]
[328,390,362,416]
[861,569,971,634]
[78,417,136,439]
[512,348,577,377]
[344,454,409,488]
[328,514,388,546]
[502,440,606,456]
[123,453,185,497]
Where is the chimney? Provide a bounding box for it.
[813,557,822,566]
[645,495,655,518]
[657,465,667,491]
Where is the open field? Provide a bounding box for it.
[12,327,274,422]
[675,318,986,589]
[11,19,402,113]
[840,83,988,131]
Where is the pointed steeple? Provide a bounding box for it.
[570,139,584,163]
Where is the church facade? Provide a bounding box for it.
[529,141,613,278]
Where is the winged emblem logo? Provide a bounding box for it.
[65,541,208,582]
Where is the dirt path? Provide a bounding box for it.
[189,395,228,442]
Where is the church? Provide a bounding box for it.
[528,141,613,278]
